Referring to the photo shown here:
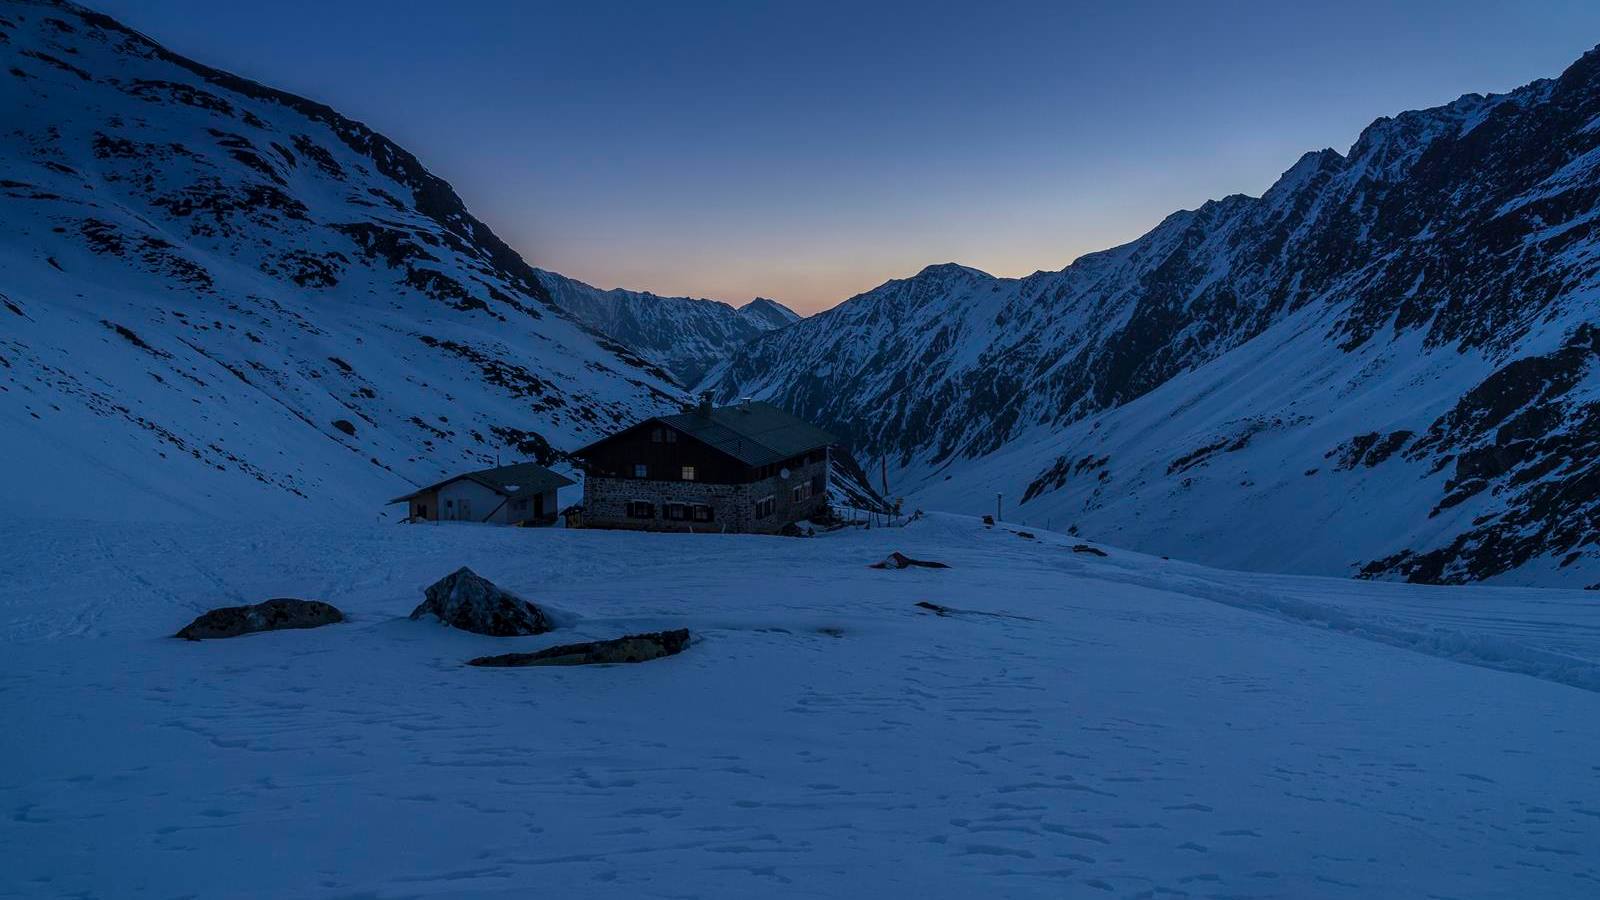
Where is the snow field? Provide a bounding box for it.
[2,514,1598,897]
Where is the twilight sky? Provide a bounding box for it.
[93,0,1600,313]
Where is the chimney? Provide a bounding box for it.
[697,391,714,417]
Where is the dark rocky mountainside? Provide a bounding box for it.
[708,48,1600,586]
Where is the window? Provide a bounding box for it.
[651,428,664,442]
[626,500,655,519]
[664,503,687,521]
[633,463,648,478]
[681,465,696,481]
[665,430,677,443]
[792,483,811,503]
[754,496,775,519]
[692,504,714,522]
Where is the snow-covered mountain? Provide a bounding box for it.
[536,270,798,385]
[0,0,693,521]
[707,48,1600,586]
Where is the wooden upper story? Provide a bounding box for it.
[573,400,835,485]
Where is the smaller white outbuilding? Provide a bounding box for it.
[390,462,575,526]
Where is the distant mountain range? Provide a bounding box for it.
[706,48,1600,586]
[535,272,798,386]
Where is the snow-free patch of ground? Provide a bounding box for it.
[2,514,1598,898]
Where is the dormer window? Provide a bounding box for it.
[681,466,696,481]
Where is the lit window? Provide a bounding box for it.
[681,466,696,481]
[634,464,648,478]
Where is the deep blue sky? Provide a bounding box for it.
[93,0,1600,312]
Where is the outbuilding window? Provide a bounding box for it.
[681,466,696,481]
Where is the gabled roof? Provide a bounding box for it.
[575,401,837,468]
[390,461,575,504]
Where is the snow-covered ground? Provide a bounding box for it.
[3,514,1598,898]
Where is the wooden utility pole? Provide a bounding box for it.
[996,492,1003,522]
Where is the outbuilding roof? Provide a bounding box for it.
[389,461,575,504]
[574,401,836,468]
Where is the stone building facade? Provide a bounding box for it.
[581,453,827,534]
[572,401,834,535]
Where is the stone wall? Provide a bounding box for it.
[745,457,829,534]
[582,456,828,534]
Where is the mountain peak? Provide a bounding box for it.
[738,297,801,326]
[913,262,992,281]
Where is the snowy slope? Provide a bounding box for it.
[707,50,1600,585]
[2,514,1598,897]
[536,270,798,386]
[0,0,683,522]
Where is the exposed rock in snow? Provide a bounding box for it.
[468,628,691,667]
[869,551,951,570]
[410,567,551,636]
[914,599,1036,622]
[174,597,342,640]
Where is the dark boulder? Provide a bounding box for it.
[411,567,552,636]
[1071,544,1109,557]
[870,551,951,570]
[175,598,343,640]
[1015,531,1035,539]
[468,628,690,667]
